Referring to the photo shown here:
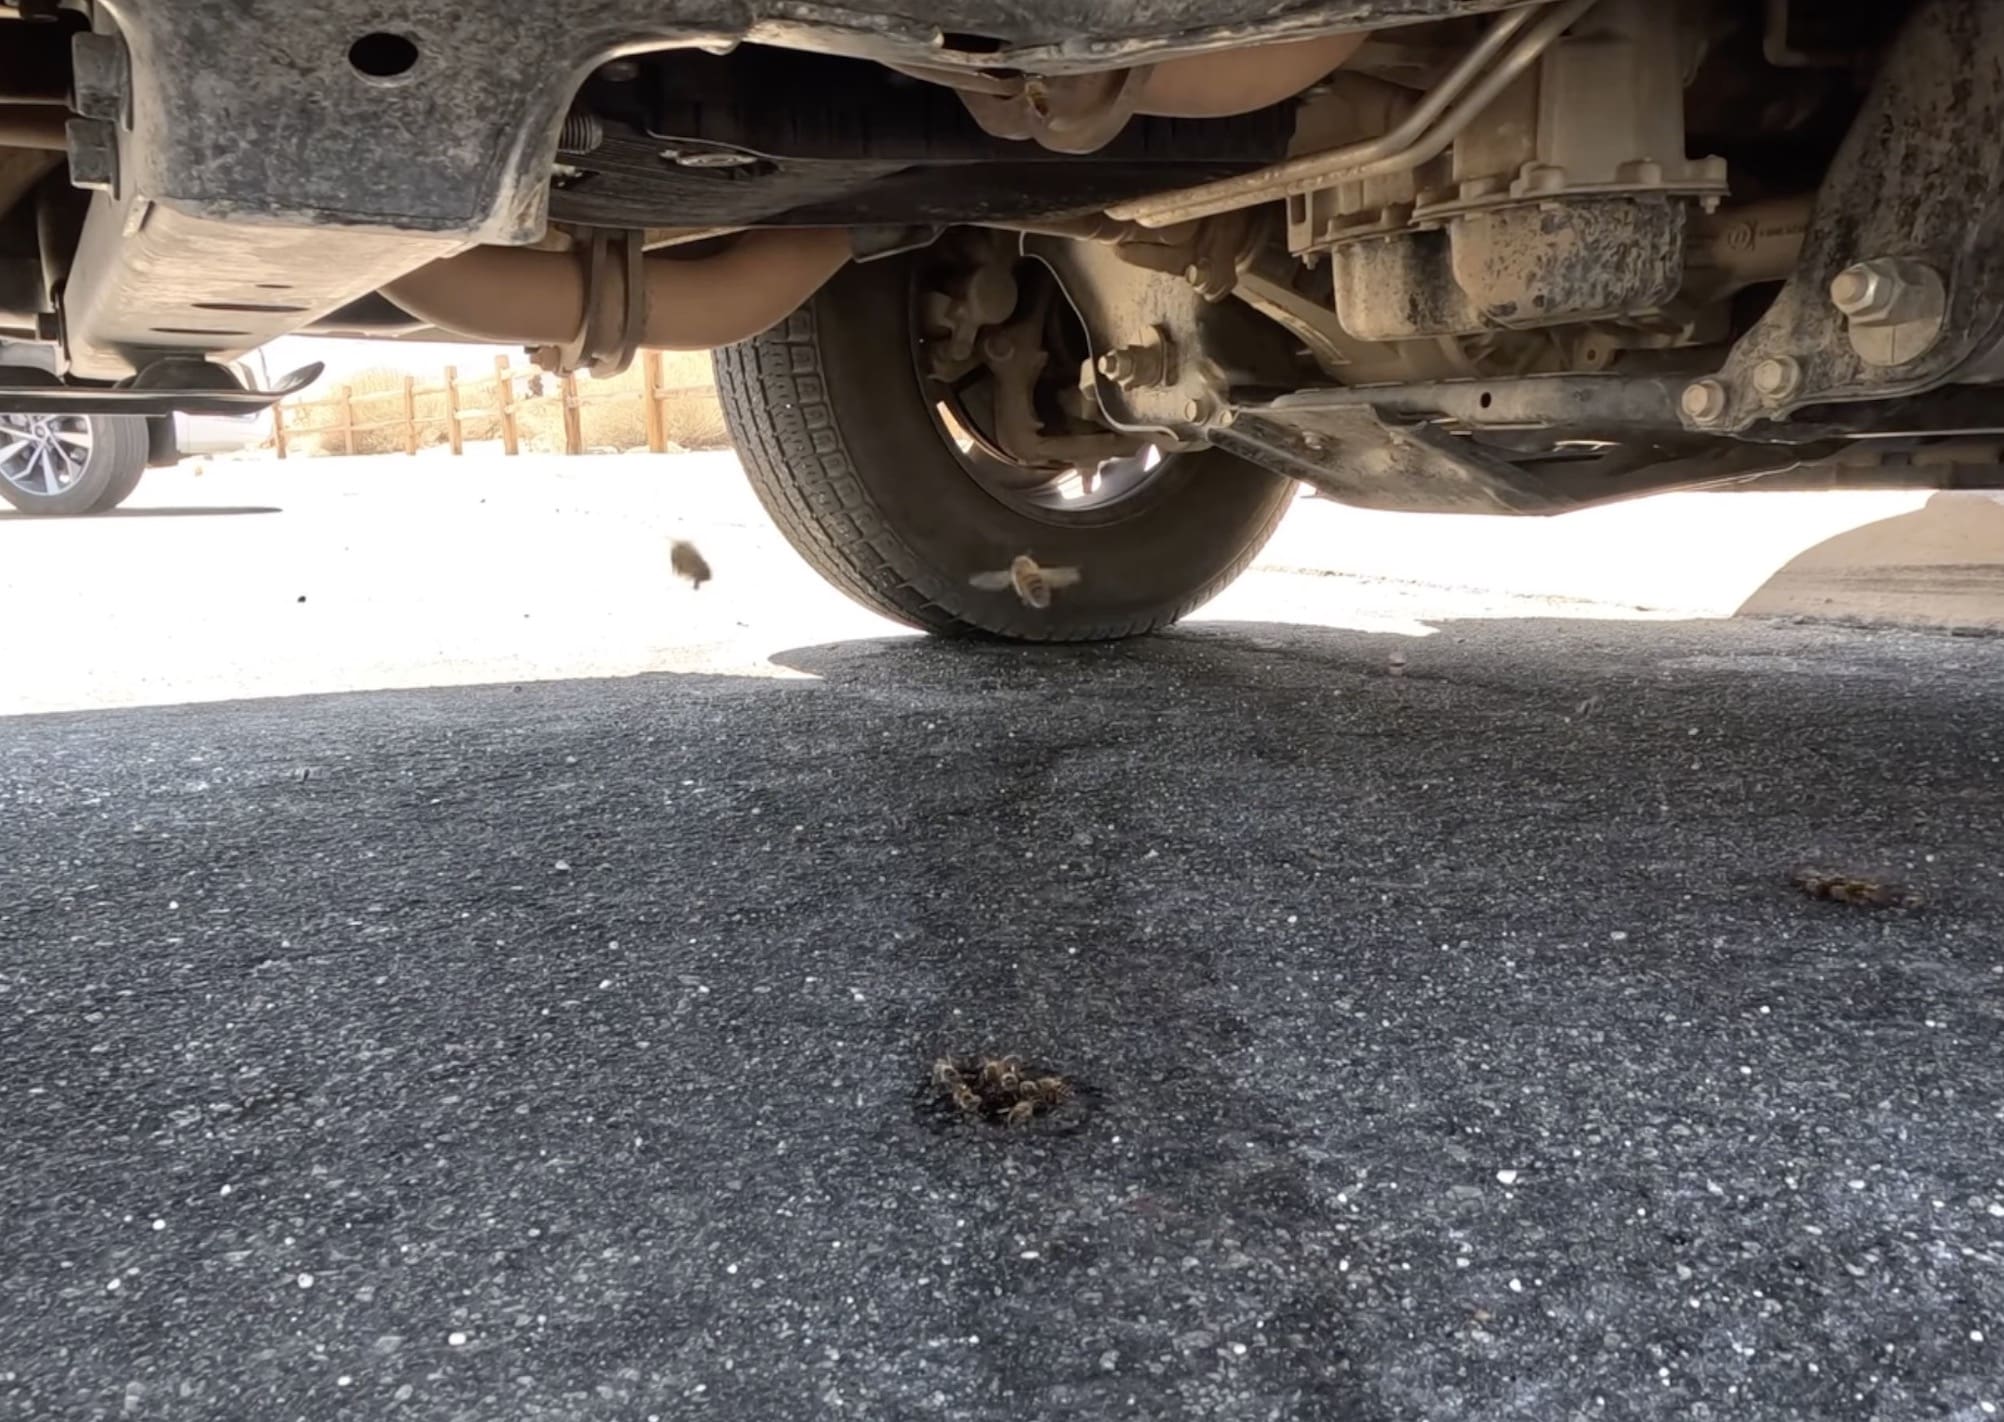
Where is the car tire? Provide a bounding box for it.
[0,412,149,516]
[712,251,1294,641]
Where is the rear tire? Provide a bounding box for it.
[0,413,149,516]
[712,251,1293,641]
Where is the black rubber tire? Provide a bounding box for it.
[0,413,148,516]
[712,252,1295,641]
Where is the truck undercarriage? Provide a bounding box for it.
[2,0,2000,629]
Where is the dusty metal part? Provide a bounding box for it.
[1231,247,1467,383]
[62,119,116,192]
[0,359,321,415]
[939,30,1366,146]
[1683,195,1810,303]
[0,105,67,150]
[1330,197,1688,341]
[1096,330,1174,391]
[1705,0,2004,432]
[1022,235,1237,435]
[1209,402,1818,514]
[957,68,1151,155]
[1680,378,1728,426]
[1829,258,1947,368]
[1750,356,1803,403]
[49,0,1514,375]
[381,228,852,356]
[1133,33,1368,118]
[1107,0,1589,229]
[919,253,1020,363]
[976,300,1139,467]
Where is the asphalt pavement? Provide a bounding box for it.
[5,611,2003,1421]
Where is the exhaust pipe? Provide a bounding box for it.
[381,228,852,351]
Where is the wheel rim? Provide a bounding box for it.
[912,258,1175,523]
[0,414,92,497]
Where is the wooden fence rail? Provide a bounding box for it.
[273,350,710,459]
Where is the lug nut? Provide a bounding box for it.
[1750,356,1802,403]
[1680,378,1730,425]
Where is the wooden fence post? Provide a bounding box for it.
[443,364,462,455]
[494,354,519,455]
[561,371,583,455]
[337,384,355,457]
[640,349,666,454]
[401,374,418,455]
[271,401,287,460]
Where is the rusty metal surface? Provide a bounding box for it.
[1706,0,2004,433]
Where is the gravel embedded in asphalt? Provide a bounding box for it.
[3,616,2002,1421]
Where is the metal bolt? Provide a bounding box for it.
[1829,258,1947,367]
[1096,340,1169,391]
[1829,264,1889,318]
[1183,396,1212,422]
[1750,356,1802,403]
[980,332,1015,364]
[1680,378,1729,426]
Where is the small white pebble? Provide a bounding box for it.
[168,900,179,910]
[1509,1278,1524,1293]
[553,860,571,872]
[447,1332,468,1347]
[336,1376,352,1388]
[218,1184,231,1196]
[725,1264,738,1275]
[1019,1251,1040,1260]
[1988,1203,2004,1218]
[105,1279,121,1292]
[296,1273,314,1289]
[150,1219,165,1232]
[1496,1170,1520,1186]
[1979,1402,1995,1415]
[1232,1342,1247,1356]
[1849,1180,1866,1191]
[1609,931,1629,943]
[1973,1330,1987,1344]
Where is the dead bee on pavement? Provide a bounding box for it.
[669,539,713,589]
[1790,865,1925,910]
[969,555,1081,610]
[931,1058,964,1088]
[1005,1100,1038,1127]
[1025,1075,1073,1105]
[976,1055,1022,1089]
[950,1082,982,1115]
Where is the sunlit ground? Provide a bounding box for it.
[0,447,1978,716]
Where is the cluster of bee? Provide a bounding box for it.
[1790,865,1926,910]
[931,1054,1073,1127]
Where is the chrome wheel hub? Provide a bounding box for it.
[0,414,92,497]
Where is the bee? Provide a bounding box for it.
[1004,1099,1038,1127]
[1790,866,1924,910]
[969,555,1082,610]
[976,1055,1021,1089]
[1026,1076,1072,1105]
[669,539,713,589]
[950,1082,982,1115]
[931,1058,965,1088]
